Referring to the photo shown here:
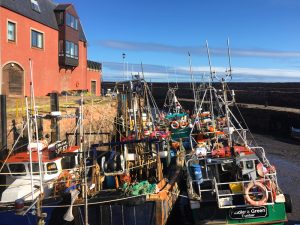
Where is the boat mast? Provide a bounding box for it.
[205,41,216,128]
[188,52,197,113]
[29,58,45,225]
[223,38,233,147]
[25,96,34,201]
[79,93,89,225]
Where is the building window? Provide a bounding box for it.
[31,30,43,49]
[7,21,16,42]
[66,13,78,30]
[31,0,41,12]
[91,81,96,95]
[66,41,78,59]
[58,12,64,25]
[59,40,64,56]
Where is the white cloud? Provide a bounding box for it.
[102,61,300,82]
[96,40,300,58]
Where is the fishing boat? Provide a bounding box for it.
[185,40,292,225]
[83,76,183,225]
[0,90,87,225]
[0,75,183,225]
[161,86,193,156]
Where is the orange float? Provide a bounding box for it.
[171,121,180,129]
[244,181,268,206]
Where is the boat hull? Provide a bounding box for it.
[0,199,173,225]
[191,203,287,225]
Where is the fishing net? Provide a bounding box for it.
[123,181,157,196]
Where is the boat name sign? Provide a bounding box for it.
[229,206,268,219]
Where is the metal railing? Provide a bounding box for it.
[185,153,279,209]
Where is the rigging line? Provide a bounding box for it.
[190,88,208,134]
[0,120,28,172]
[145,84,161,122]
[227,82,258,147]
[87,97,95,157]
[69,112,81,146]
[234,103,258,147]
[42,194,148,208]
[29,59,44,195]
[124,160,156,171]
[0,164,96,176]
[145,83,160,113]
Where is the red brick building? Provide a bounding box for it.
[0,0,101,96]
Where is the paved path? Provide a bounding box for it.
[254,134,300,224]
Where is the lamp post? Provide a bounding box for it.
[122,53,126,81]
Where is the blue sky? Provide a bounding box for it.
[56,0,300,82]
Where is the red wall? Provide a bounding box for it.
[0,7,101,96]
[87,69,101,96]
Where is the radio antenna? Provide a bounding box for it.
[227,38,232,78]
[141,62,145,80]
[206,40,214,81]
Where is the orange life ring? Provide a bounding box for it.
[244,181,268,206]
[180,121,188,129]
[171,121,180,129]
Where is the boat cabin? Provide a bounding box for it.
[0,141,80,202]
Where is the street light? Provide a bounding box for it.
[122,53,126,81]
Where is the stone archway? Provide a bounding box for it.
[2,63,24,96]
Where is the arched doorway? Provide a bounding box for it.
[2,63,24,96]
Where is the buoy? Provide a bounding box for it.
[244,181,268,206]
[15,198,25,214]
[180,121,188,129]
[171,121,180,129]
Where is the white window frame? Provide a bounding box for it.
[66,13,78,30]
[66,41,78,59]
[7,20,17,42]
[30,28,44,49]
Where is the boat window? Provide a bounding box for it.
[46,162,58,175]
[28,163,40,175]
[61,156,76,169]
[9,164,26,176]
[2,165,9,173]
[246,161,254,169]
